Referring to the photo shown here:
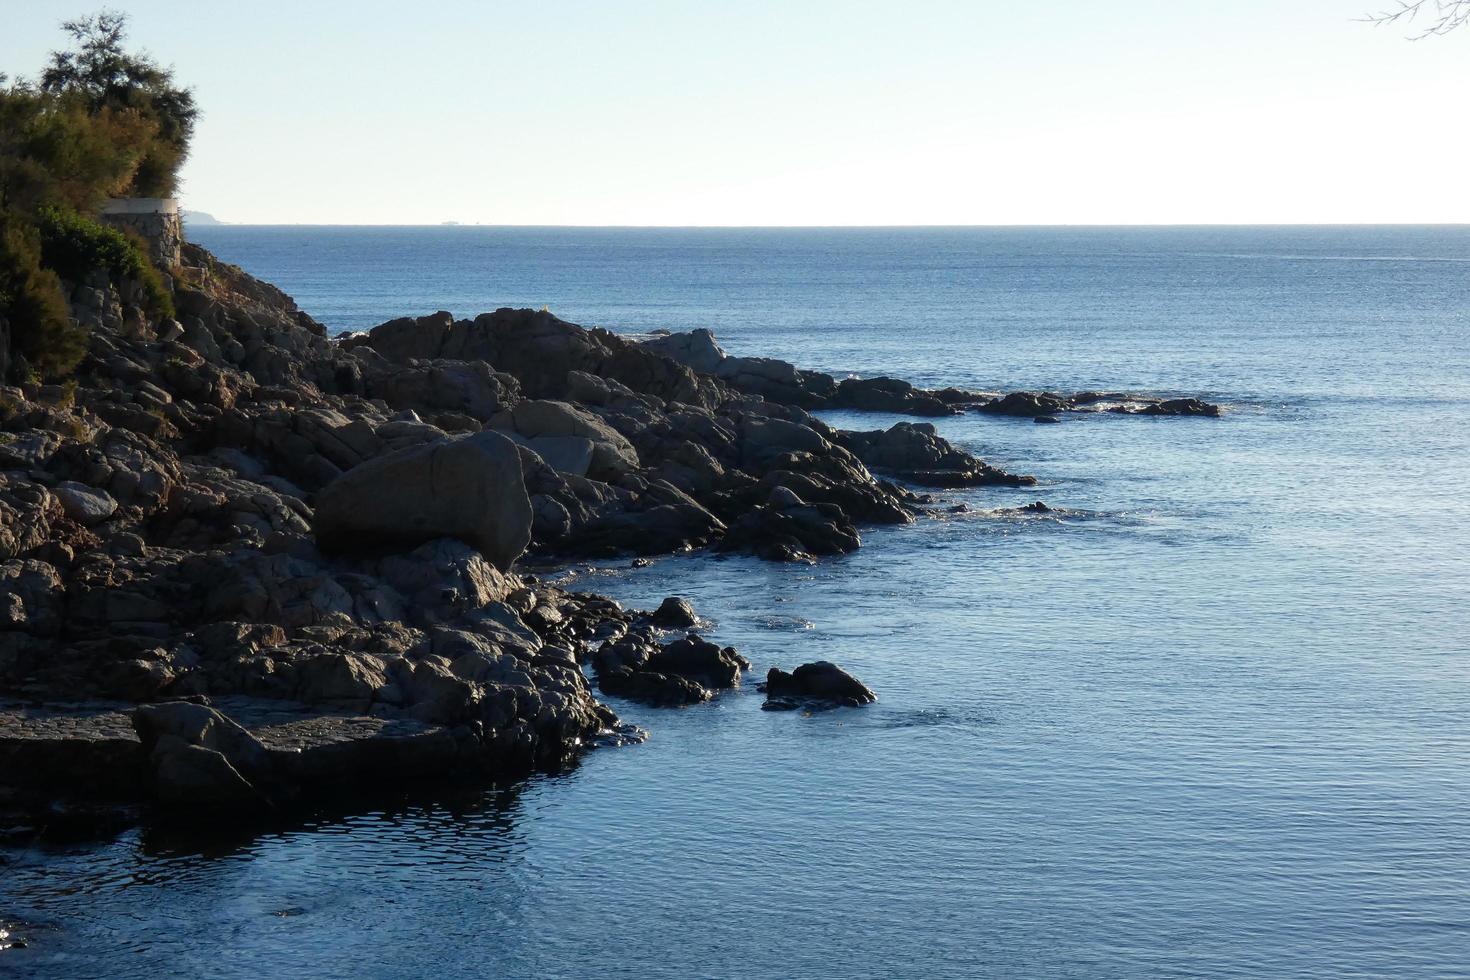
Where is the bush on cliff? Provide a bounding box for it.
[37,205,174,318]
[0,214,86,379]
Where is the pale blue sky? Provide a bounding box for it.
[4,1,1467,224]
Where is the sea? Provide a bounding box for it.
[4,225,1470,978]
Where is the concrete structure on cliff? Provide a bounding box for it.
[100,197,183,270]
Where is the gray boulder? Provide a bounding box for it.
[511,434,595,477]
[313,430,532,570]
[52,481,118,525]
[492,399,639,479]
[640,328,726,374]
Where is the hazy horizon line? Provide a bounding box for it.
[186,220,1470,229]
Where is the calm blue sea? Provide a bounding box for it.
[6,226,1470,979]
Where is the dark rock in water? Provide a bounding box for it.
[597,666,711,707]
[980,391,1069,417]
[1033,415,1061,424]
[1019,500,1052,512]
[646,634,751,689]
[648,596,698,628]
[759,661,876,709]
[592,631,749,706]
[587,723,649,748]
[1136,397,1222,417]
[983,389,1221,419]
[833,376,955,416]
[835,422,1036,488]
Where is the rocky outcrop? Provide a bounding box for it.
[637,329,1222,421]
[346,309,728,410]
[313,430,532,569]
[0,231,1220,823]
[978,390,1223,418]
[592,626,751,707]
[835,422,1036,488]
[639,329,950,414]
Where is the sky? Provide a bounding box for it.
[3,1,1468,225]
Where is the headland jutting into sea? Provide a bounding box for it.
[0,237,1221,826]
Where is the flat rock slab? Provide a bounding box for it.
[0,701,144,798]
[211,697,461,785]
[0,698,460,804]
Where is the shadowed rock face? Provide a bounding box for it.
[312,430,532,570]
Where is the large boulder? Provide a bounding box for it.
[640,328,726,374]
[52,481,118,526]
[492,400,638,478]
[313,430,532,570]
[132,701,276,809]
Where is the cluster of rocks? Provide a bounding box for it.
[0,240,1226,822]
[640,328,1224,422]
[977,390,1222,421]
[4,244,1032,819]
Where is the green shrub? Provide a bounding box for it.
[36,205,173,319]
[0,214,86,379]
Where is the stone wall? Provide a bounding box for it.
[99,198,183,271]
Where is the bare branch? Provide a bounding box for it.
[1362,0,1470,38]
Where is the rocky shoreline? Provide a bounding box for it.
[0,242,1221,829]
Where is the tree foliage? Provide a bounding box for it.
[0,10,191,379]
[39,10,198,196]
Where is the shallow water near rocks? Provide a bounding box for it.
[5,226,1470,978]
